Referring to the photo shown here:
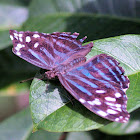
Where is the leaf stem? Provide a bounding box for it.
[59,132,68,140]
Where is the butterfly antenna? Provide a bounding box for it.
[20,77,34,83]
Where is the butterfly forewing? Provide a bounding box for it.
[10,30,92,70]
[58,54,130,123]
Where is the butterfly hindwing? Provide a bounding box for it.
[10,30,93,70]
[58,54,130,123]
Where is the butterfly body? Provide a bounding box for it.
[10,30,130,123]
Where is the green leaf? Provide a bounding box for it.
[0,108,32,140]
[0,30,12,50]
[28,130,61,140]
[0,108,62,140]
[29,0,140,19]
[66,132,93,140]
[0,4,28,30]
[23,13,140,42]
[29,0,97,18]
[30,34,140,132]
[0,2,28,50]
[99,109,140,135]
[30,75,107,132]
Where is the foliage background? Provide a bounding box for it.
[0,0,140,140]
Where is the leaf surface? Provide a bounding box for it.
[30,35,140,132]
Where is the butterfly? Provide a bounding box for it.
[9,30,130,123]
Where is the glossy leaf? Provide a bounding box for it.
[0,108,32,140]
[0,108,62,140]
[29,0,140,18]
[30,76,108,132]
[0,4,28,30]
[28,130,61,140]
[23,14,140,42]
[0,30,12,50]
[30,35,140,132]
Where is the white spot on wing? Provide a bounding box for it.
[79,98,86,103]
[107,109,117,114]
[125,117,129,120]
[19,34,23,42]
[16,52,21,56]
[115,92,121,98]
[13,33,18,40]
[110,106,122,112]
[106,102,122,111]
[33,34,40,38]
[97,110,107,117]
[34,42,39,48]
[87,101,94,105]
[105,102,115,106]
[15,47,20,51]
[119,116,123,119]
[10,35,13,40]
[105,97,116,102]
[115,118,119,121]
[15,43,23,51]
[26,36,31,42]
[94,98,101,105]
[123,88,128,92]
[22,44,25,47]
[96,90,105,93]
[87,98,101,105]
[17,44,22,48]
[19,34,23,37]
[116,104,121,108]
[19,37,23,42]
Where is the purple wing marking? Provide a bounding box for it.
[58,54,130,123]
[10,30,93,70]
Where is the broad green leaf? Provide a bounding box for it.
[0,30,12,50]
[0,108,32,140]
[30,76,108,132]
[88,130,140,140]
[0,0,30,6]
[66,132,93,140]
[0,108,61,140]
[0,4,28,30]
[0,0,29,50]
[30,34,140,132]
[29,0,99,17]
[29,0,140,18]
[67,130,140,140]
[23,14,140,42]
[28,130,61,140]
[99,109,140,135]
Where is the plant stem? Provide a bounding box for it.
[59,132,68,140]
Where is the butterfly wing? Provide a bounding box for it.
[10,30,93,70]
[58,54,130,123]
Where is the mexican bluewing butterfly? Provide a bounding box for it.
[9,30,130,123]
